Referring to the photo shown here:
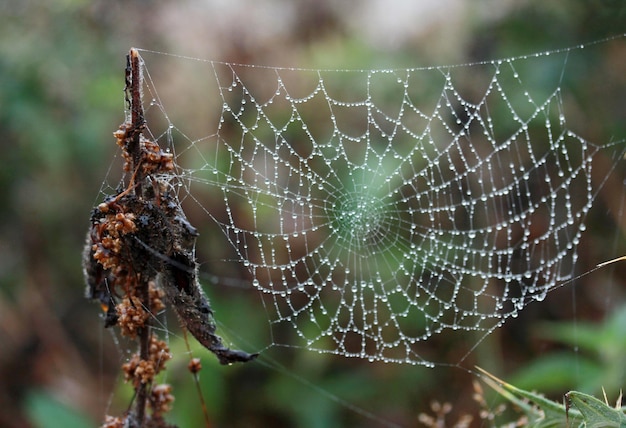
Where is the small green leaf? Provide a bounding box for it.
[567,391,626,428]
[477,366,583,427]
[478,367,626,428]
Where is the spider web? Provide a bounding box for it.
[130,39,624,367]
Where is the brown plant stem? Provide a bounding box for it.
[127,47,149,427]
[127,48,145,196]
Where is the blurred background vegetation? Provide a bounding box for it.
[0,0,624,427]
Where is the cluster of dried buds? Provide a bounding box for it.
[114,123,174,176]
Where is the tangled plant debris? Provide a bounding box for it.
[82,48,257,428]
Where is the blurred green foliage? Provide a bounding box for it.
[0,1,624,427]
[509,304,626,397]
[26,390,92,428]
